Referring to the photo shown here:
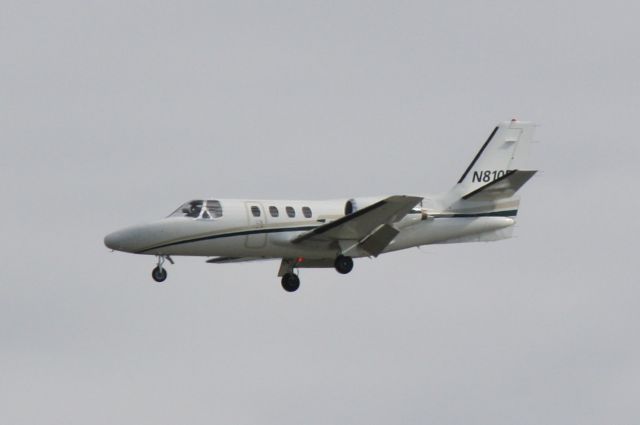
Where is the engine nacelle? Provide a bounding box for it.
[343,196,388,216]
[344,196,384,215]
[344,198,357,215]
[344,196,429,226]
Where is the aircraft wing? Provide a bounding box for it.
[292,195,423,251]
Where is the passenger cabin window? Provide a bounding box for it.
[269,206,279,217]
[169,199,224,219]
[286,206,295,218]
[302,206,312,218]
[251,206,261,217]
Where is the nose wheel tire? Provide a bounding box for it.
[281,273,300,292]
[334,255,354,274]
[152,266,168,282]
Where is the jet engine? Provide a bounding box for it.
[343,197,385,215]
[344,198,358,215]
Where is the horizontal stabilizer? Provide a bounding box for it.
[462,170,537,201]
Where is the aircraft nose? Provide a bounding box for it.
[104,222,174,254]
[104,226,150,253]
[104,229,130,252]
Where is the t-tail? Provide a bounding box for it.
[444,119,537,217]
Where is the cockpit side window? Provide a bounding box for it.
[169,199,223,219]
[206,200,223,218]
[183,201,203,218]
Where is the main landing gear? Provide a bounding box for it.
[151,255,173,282]
[279,255,354,292]
[281,273,300,292]
[334,255,354,274]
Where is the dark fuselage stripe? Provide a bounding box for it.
[445,209,518,218]
[136,225,318,254]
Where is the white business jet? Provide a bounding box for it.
[104,120,537,292]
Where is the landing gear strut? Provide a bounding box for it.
[334,255,354,274]
[281,273,300,292]
[151,255,169,282]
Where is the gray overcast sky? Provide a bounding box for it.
[1,1,639,424]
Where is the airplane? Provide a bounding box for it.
[104,119,537,292]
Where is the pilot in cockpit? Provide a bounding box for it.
[170,200,223,220]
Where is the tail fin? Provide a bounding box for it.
[445,120,537,213]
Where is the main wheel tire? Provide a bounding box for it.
[334,255,354,274]
[281,273,300,292]
[152,266,168,282]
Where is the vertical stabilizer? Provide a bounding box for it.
[444,120,537,214]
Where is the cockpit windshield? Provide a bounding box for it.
[169,200,223,219]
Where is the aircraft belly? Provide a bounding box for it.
[156,235,249,257]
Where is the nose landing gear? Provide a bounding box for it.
[151,255,172,282]
[152,266,167,282]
